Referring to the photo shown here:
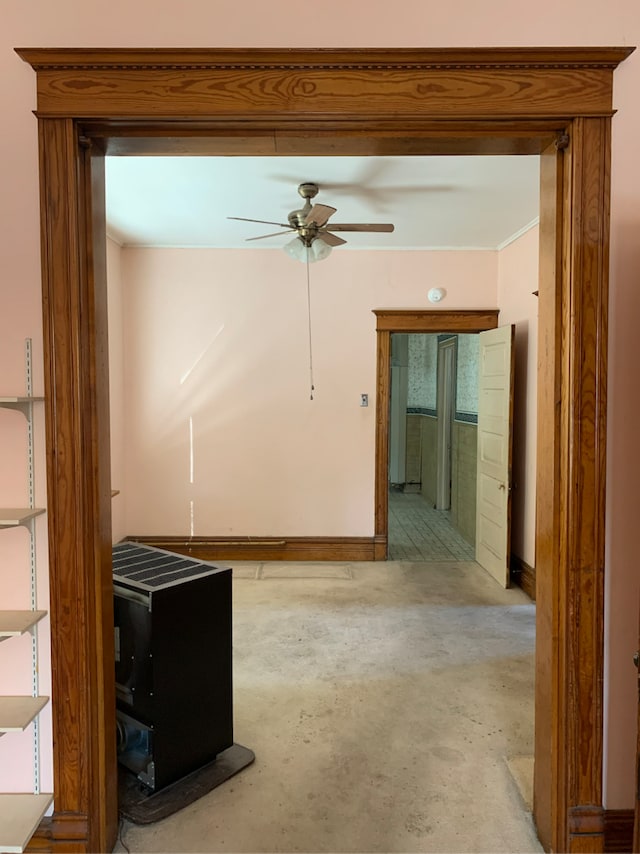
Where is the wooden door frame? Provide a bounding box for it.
[375,311,498,549]
[16,47,633,853]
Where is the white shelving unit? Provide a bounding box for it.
[0,508,45,529]
[0,697,49,733]
[0,795,53,854]
[0,611,47,642]
[0,339,52,852]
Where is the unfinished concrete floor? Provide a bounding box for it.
[114,560,540,853]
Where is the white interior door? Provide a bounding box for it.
[475,324,515,587]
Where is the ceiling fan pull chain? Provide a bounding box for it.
[306,248,315,400]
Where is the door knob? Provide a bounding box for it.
[634,651,639,669]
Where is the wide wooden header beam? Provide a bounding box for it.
[17,47,633,121]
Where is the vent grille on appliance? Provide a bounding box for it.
[112,542,224,592]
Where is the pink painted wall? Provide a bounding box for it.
[497,226,539,568]
[2,0,638,810]
[107,237,126,544]
[119,247,497,537]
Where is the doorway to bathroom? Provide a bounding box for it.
[388,331,480,562]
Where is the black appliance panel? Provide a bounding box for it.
[113,542,233,791]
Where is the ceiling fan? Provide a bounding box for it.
[228,182,395,262]
[229,182,395,399]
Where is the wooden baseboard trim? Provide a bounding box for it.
[27,813,91,852]
[510,553,536,601]
[373,535,387,560]
[25,818,52,852]
[127,535,380,562]
[604,809,634,853]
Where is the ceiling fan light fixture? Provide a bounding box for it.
[310,238,332,262]
[283,236,307,262]
[283,236,332,263]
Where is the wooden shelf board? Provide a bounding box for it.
[0,696,49,732]
[0,611,47,639]
[0,509,45,528]
[0,793,53,853]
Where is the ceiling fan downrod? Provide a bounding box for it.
[287,183,320,246]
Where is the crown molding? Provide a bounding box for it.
[497,216,540,250]
[15,46,634,72]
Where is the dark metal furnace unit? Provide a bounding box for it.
[112,542,233,792]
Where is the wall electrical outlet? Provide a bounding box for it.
[360,394,369,407]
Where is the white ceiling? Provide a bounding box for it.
[105,155,540,251]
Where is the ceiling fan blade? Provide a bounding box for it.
[304,204,337,227]
[327,223,395,233]
[318,231,347,247]
[228,216,291,228]
[245,230,294,242]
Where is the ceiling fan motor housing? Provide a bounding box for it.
[288,215,317,245]
[298,182,319,201]
[288,184,319,244]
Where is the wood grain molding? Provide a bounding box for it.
[373,309,499,545]
[127,535,380,562]
[563,117,610,851]
[532,138,563,851]
[510,554,536,601]
[26,814,90,852]
[37,118,116,853]
[373,309,499,333]
[16,46,632,69]
[534,116,613,853]
[82,122,570,158]
[16,46,633,854]
[16,47,633,122]
[568,805,606,837]
[603,809,634,852]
